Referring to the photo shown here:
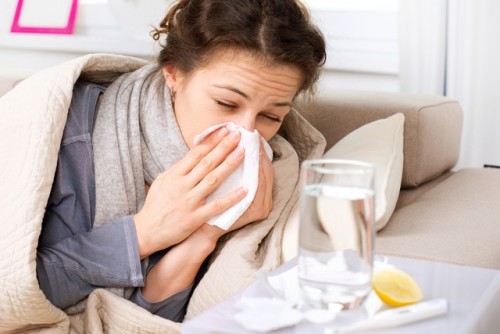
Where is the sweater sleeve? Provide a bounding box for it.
[35,79,147,309]
[36,215,144,309]
[128,284,194,322]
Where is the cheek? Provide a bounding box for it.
[174,103,210,148]
[175,93,221,147]
[257,124,281,142]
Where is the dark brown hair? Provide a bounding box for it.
[152,0,326,95]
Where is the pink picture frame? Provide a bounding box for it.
[11,0,78,35]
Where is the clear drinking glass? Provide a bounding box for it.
[298,159,375,311]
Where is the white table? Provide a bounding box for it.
[182,256,500,333]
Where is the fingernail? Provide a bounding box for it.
[218,127,228,138]
[237,186,248,196]
[231,146,245,159]
[229,130,240,140]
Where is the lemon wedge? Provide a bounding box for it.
[372,268,423,307]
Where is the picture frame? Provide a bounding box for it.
[10,0,78,35]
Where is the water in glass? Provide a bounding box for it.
[298,183,374,310]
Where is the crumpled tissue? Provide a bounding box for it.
[193,122,273,230]
[233,297,304,332]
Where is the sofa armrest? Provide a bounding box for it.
[296,90,463,188]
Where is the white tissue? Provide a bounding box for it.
[233,297,304,332]
[193,122,273,230]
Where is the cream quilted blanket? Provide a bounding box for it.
[0,54,325,333]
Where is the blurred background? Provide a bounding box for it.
[0,0,498,169]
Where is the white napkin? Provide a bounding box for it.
[233,297,304,332]
[193,122,273,230]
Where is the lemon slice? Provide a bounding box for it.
[372,268,423,307]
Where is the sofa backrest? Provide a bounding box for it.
[296,90,463,189]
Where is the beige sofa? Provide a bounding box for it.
[297,90,500,270]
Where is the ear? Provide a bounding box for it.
[162,64,180,89]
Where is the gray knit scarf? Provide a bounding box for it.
[66,64,189,314]
[93,64,189,226]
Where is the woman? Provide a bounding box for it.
[36,0,326,323]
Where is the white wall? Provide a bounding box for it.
[0,1,399,95]
[0,0,157,84]
[308,4,400,94]
[319,70,399,94]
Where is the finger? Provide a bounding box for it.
[259,144,274,212]
[187,130,241,187]
[261,149,274,187]
[175,127,229,175]
[243,145,273,221]
[190,145,245,201]
[197,186,248,221]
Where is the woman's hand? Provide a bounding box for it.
[195,140,275,241]
[231,140,274,229]
[140,226,217,303]
[140,140,274,302]
[134,128,248,258]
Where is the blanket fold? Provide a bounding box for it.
[0,54,326,333]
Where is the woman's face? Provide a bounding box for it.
[163,50,303,147]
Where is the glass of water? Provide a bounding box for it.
[298,159,375,311]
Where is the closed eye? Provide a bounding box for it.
[260,113,282,123]
[216,100,236,109]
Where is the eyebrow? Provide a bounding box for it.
[213,84,293,107]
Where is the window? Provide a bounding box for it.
[303,0,399,74]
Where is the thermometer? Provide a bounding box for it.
[336,298,449,333]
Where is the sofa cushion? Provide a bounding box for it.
[377,168,500,269]
[322,113,405,231]
[297,90,463,189]
[281,114,404,262]
[395,171,454,211]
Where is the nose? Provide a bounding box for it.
[236,113,256,132]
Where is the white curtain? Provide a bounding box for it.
[398,0,447,95]
[399,0,500,169]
